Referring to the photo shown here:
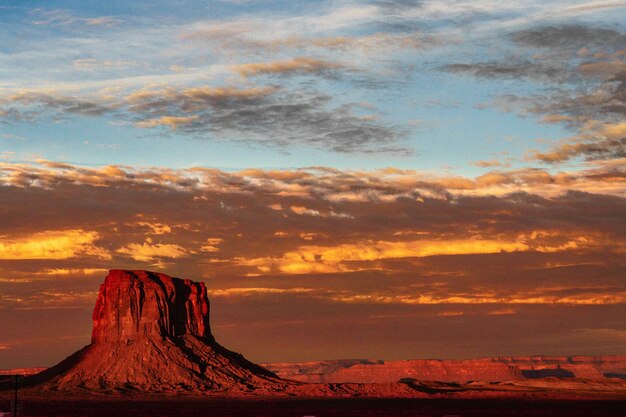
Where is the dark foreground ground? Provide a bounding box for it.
[1,397,626,417]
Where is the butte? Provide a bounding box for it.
[29,270,289,393]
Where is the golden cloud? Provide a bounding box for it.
[330,292,626,305]
[208,287,315,297]
[201,237,223,252]
[40,268,108,275]
[125,85,277,107]
[136,221,173,235]
[135,115,199,129]
[2,160,625,198]
[116,238,190,262]
[237,238,530,274]
[0,230,110,260]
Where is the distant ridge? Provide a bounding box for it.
[263,355,626,383]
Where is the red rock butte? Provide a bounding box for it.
[91,270,212,343]
[28,270,287,392]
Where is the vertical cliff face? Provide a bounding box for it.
[91,270,213,343]
[32,270,284,392]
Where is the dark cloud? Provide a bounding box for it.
[444,61,566,83]
[490,82,624,123]
[129,88,409,154]
[511,25,626,51]
[0,91,116,118]
[0,86,408,154]
[445,24,626,163]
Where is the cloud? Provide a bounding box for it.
[180,5,380,46]
[72,59,136,70]
[2,159,626,200]
[561,2,626,14]
[529,121,626,163]
[29,9,123,27]
[201,237,223,252]
[444,23,626,166]
[208,287,316,297]
[0,84,408,154]
[329,291,626,305]
[126,87,408,153]
[39,268,108,276]
[444,61,567,83]
[116,238,190,262]
[135,115,199,129]
[289,205,353,218]
[0,90,116,118]
[473,159,511,168]
[0,159,624,364]
[189,29,445,55]
[0,230,110,260]
[232,56,347,78]
[237,238,530,274]
[135,222,172,235]
[511,25,626,51]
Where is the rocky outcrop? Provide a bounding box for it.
[30,270,286,392]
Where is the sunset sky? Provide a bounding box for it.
[0,0,625,368]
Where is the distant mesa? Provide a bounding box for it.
[263,355,626,384]
[27,270,286,392]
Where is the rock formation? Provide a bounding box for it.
[264,356,626,384]
[91,269,212,343]
[16,269,626,399]
[31,270,286,392]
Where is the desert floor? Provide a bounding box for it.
[2,396,626,417]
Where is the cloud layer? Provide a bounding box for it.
[1,160,624,365]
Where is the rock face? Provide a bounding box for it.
[31,270,285,392]
[91,270,212,342]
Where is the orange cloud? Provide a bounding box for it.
[135,115,198,129]
[2,160,625,199]
[330,292,626,305]
[238,239,530,274]
[201,237,223,252]
[438,311,465,317]
[290,205,353,218]
[125,85,277,107]
[232,56,345,77]
[136,221,172,235]
[116,238,189,262]
[208,287,315,297]
[0,230,110,260]
[40,268,108,275]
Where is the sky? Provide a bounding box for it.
[0,0,625,368]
